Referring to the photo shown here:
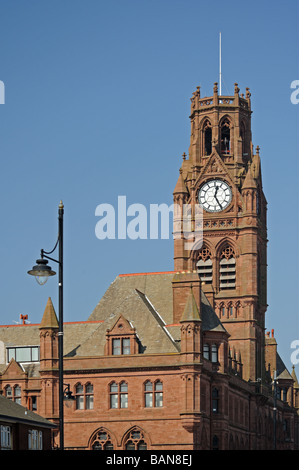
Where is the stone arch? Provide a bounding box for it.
[88,426,117,450]
[200,117,213,156]
[191,240,215,283]
[121,425,151,450]
[215,239,238,291]
[219,115,233,156]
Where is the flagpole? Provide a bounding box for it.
[219,32,222,96]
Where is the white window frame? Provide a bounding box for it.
[1,425,12,450]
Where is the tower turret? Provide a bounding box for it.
[173,83,267,382]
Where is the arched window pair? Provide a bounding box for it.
[90,427,148,450]
[109,382,128,409]
[75,383,94,410]
[201,117,232,157]
[196,244,236,290]
[144,380,163,408]
[5,385,21,405]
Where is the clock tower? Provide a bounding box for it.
[173,82,267,382]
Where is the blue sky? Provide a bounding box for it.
[0,0,298,373]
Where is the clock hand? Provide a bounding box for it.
[215,196,222,207]
[214,186,222,206]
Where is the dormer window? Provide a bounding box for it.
[105,315,139,355]
[112,338,130,355]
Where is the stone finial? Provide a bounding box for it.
[256,145,260,155]
[182,152,187,161]
[234,83,240,94]
[246,87,251,99]
[213,82,218,94]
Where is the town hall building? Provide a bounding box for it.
[0,82,298,450]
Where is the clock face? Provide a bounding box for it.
[198,180,232,212]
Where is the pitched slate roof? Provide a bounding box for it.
[82,272,227,356]
[0,394,56,428]
[0,272,227,366]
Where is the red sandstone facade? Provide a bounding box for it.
[0,83,298,450]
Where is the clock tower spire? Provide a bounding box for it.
[173,83,267,382]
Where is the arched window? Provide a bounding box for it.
[5,385,21,404]
[219,244,236,290]
[90,429,114,450]
[5,385,12,400]
[240,121,246,157]
[85,383,94,410]
[203,120,212,156]
[220,118,231,155]
[75,383,94,410]
[14,386,21,405]
[124,428,148,450]
[196,246,213,284]
[75,383,84,410]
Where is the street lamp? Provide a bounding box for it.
[28,201,66,450]
[273,370,278,450]
[27,258,56,285]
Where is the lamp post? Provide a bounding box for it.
[28,201,65,450]
[273,370,278,450]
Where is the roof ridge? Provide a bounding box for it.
[119,271,176,277]
[135,289,180,351]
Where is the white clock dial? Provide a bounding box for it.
[198,180,232,212]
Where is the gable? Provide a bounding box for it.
[2,358,26,379]
[107,314,135,336]
[194,149,235,189]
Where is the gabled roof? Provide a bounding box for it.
[74,286,180,356]
[0,272,227,364]
[84,272,227,355]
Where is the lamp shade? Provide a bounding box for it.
[27,259,56,285]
